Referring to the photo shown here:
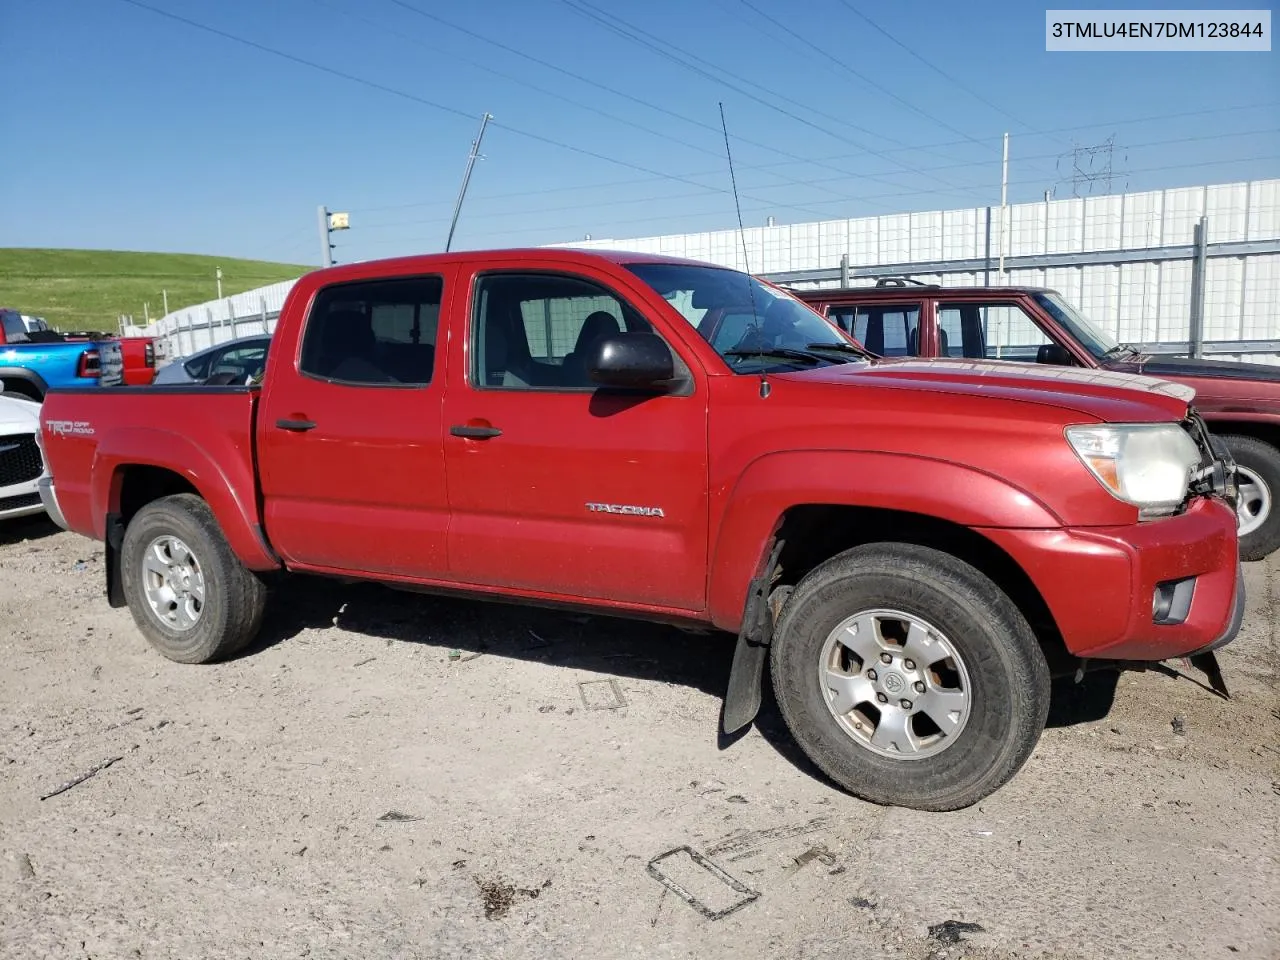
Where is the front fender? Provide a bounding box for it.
[91,427,278,571]
[706,449,1062,629]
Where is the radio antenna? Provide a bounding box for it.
[718,101,769,398]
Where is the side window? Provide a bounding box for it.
[938,302,1053,362]
[1,311,28,342]
[825,304,920,355]
[209,344,268,380]
[184,350,215,380]
[472,273,655,390]
[935,306,970,358]
[300,275,443,386]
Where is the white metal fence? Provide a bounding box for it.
[142,177,1280,364]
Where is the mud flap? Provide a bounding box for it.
[721,540,784,735]
[1187,651,1230,699]
[104,513,127,609]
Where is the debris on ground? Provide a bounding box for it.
[578,678,627,711]
[927,920,986,944]
[784,844,837,875]
[10,852,35,881]
[646,846,759,920]
[1172,715,1187,736]
[376,811,422,823]
[353,657,376,667]
[39,756,124,801]
[475,876,550,919]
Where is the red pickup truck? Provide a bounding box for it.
[794,281,1280,562]
[37,249,1242,811]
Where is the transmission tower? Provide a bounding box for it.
[1057,136,1117,197]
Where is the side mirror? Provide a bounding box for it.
[588,332,678,390]
[1036,343,1074,366]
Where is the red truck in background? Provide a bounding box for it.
[37,249,1242,811]
[62,330,158,386]
[793,281,1280,562]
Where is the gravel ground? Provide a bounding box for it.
[1,514,1277,960]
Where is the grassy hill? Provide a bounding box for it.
[0,249,312,331]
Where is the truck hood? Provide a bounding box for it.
[0,393,41,431]
[785,357,1196,422]
[1112,354,1280,384]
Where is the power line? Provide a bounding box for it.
[557,0,971,191]
[353,128,1277,231]
[829,0,1063,144]
[305,0,727,166]
[732,0,989,147]
[112,0,862,223]
[356,152,1280,249]
[380,0,930,198]
[350,126,1279,222]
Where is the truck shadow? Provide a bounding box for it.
[0,514,63,547]
[247,574,1120,791]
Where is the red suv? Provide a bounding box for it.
[796,280,1280,561]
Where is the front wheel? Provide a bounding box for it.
[120,493,267,663]
[770,543,1050,812]
[1219,434,1280,562]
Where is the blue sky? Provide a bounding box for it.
[3,0,1277,265]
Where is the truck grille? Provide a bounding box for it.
[0,492,40,512]
[0,434,43,488]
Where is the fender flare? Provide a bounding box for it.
[0,366,49,398]
[706,448,1062,630]
[91,427,279,572]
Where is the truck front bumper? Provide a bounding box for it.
[982,496,1243,662]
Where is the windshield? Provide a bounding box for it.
[625,262,863,372]
[1033,292,1121,359]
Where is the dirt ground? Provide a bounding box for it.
[1,514,1277,960]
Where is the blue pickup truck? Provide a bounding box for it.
[0,308,123,398]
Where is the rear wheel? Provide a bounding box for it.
[770,543,1050,811]
[120,493,266,663]
[1219,434,1280,562]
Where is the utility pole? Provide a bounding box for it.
[998,131,1009,280]
[215,267,223,299]
[317,205,350,266]
[445,112,493,253]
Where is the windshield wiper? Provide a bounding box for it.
[1103,343,1139,359]
[804,341,873,360]
[723,347,827,366]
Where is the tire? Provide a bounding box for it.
[1219,434,1280,562]
[120,493,267,663]
[770,542,1051,812]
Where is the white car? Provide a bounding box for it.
[0,383,47,521]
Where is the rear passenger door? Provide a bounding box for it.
[258,271,454,580]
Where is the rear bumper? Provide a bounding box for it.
[983,497,1242,661]
[37,475,68,530]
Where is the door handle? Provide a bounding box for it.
[276,418,317,432]
[450,424,502,439]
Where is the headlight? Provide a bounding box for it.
[1065,423,1200,518]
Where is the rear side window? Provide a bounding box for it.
[1,311,28,342]
[827,303,921,356]
[300,276,443,386]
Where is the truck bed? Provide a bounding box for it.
[40,385,265,559]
